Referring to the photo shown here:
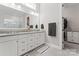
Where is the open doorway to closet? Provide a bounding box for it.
[62,3,79,54]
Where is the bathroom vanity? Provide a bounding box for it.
[0,3,45,56]
[0,31,46,56]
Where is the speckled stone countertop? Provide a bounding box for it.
[0,30,45,37]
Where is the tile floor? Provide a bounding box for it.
[25,43,79,56]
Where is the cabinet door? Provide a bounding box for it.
[17,39,26,56]
[67,32,73,42]
[0,40,17,56]
[38,32,45,44]
[34,32,45,47]
[27,43,35,51]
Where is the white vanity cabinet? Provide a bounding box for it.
[0,31,46,56]
[72,32,79,43]
[67,32,73,42]
[38,32,46,44]
[17,38,26,56]
[0,40,17,56]
[67,32,79,43]
[17,32,46,55]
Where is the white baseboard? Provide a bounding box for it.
[46,43,62,50]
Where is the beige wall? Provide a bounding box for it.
[62,5,79,31]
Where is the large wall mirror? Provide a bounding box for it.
[0,3,40,32]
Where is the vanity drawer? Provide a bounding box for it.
[27,43,35,51]
[18,47,26,55]
[27,38,35,44]
[35,41,42,46]
[18,39,26,45]
[18,39,28,55]
[34,42,40,47]
[17,34,29,39]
